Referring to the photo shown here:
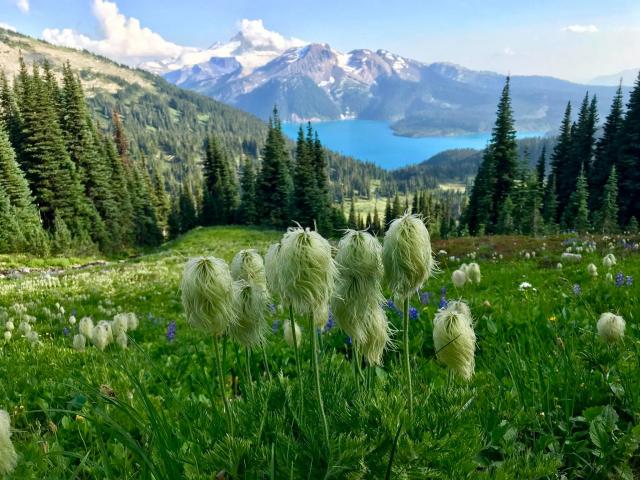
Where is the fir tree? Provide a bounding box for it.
[551,102,573,219]
[103,133,134,246]
[238,158,258,224]
[536,145,546,185]
[383,196,392,230]
[202,135,238,225]
[562,167,590,232]
[464,150,495,235]
[596,165,619,233]
[0,184,25,253]
[347,197,357,228]
[292,126,318,228]
[618,72,640,225]
[392,193,402,218]
[372,204,381,236]
[590,84,624,212]
[542,174,558,230]
[309,126,331,232]
[256,107,292,228]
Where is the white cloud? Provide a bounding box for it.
[0,22,17,31]
[563,24,599,34]
[16,0,29,13]
[503,47,516,56]
[43,0,190,66]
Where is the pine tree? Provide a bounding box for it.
[590,84,624,212]
[292,126,318,228]
[536,145,546,185]
[618,72,640,225]
[464,150,495,235]
[383,196,392,230]
[238,158,258,224]
[542,174,558,230]
[178,181,198,233]
[309,127,331,233]
[0,185,25,253]
[392,193,402,218]
[562,167,590,232]
[257,107,292,228]
[202,135,238,225]
[372,204,381,236]
[129,161,163,246]
[103,133,134,246]
[0,71,22,157]
[569,93,597,184]
[551,102,573,219]
[347,197,357,228]
[595,165,619,233]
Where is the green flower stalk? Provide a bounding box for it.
[597,312,625,343]
[277,227,335,450]
[229,250,269,348]
[0,410,17,476]
[433,301,476,380]
[332,230,390,365]
[383,214,434,416]
[180,256,238,430]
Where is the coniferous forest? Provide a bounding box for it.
[463,74,640,236]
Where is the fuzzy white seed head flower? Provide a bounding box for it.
[25,330,39,346]
[587,263,598,277]
[116,332,128,349]
[111,314,129,338]
[181,257,238,336]
[79,317,94,340]
[18,321,31,334]
[68,315,76,325]
[525,252,531,260]
[229,250,270,347]
[73,334,86,351]
[0,409,17,476]
[452,269,467,288]
[332,230,387,343]
[383,214,434,299]
[283,320,302,348]
[433,301,476,380]
[606,272,613,282]
[557,263,563,269]
[602,253,616,269]
[3,332,10,342]
[467,263,481,285]
[92,321,113,351]
[126,313,139,331]
[360,306,391,366]
[264,243,282,298]
[4,321,13,332]
[597,312,625,343]
[278,228,336,322]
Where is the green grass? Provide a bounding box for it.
[0,227,638,478]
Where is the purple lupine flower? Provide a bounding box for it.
[409,306,418,320]
[573,284,581,296]
[626,275,633,286]
[323,310,334,332]
[420,291,431,305]
[615,272,625,287]
[441,286,447,296]
[63,327,70,337]
[345,336,352,346]
[385,299,401,314]
[268,303,276,314]
[272,319,280,333]
[438,296,448,310]
[166,321,176,342]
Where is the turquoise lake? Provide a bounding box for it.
[283,119,544,170]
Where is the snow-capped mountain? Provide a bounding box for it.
[161,23,628,136]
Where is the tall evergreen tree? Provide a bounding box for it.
[202,135,238,225]
[383,196,392,230]
[347,197,358,228]
[256,108,292,228]
[309,126,331,232]
[618,72,640,226]
[372,204,381,236]
[102,133,134,246]
[569,93,598,183]
[292,126,318,228]
[535,145,546,185]
[590,84,625,212]
[392,193,403,218]
[551,102,573,219]
[562,166,590,232]
[595,165,619,233]
[238,158,258,224]
[542,174,558,230]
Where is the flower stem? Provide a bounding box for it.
[289,305,304,416]
[402,297,414,417]
[309,315,330,452]
[261,344,272,380]
[213,337,233,434]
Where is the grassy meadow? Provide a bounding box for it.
[0,226,639,478]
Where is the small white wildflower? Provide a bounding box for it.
[452,269,467,288]
[4,321,13,332]
[73,334,86,352]
[524,252,531,260]
[557,263,563,269]
[68,315,76,325]
[79,317,94,340]
[597,312,625,344]
[519,282,533,291]
[3,332,10,342]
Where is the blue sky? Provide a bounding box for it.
[1,0,639,81]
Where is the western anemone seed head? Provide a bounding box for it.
[4,322,13,332]
[116,332,128,349]
[557,263,563,269]
[606,272,613,282]
[18,321,31,334]
[602,253,616,269]
[111,314,129,338]
[277,227,336,321]
[3,332,10,342]
[283,320,302,348]
[432,301,476,380]
[332,230,386,342]
[73,333,86,351]
[587,263,598,277]
[92,321,112,351]
[383,214,434,299]
[25,330,39,346]
[181,257,238,336]
[229,250,270,347]
[361,306,391,366]
[452,269,467,288]
[597,312,625,343]
[264,243,282,298]
[79,317,94,340]
[467,263,481,285]
[0,409,17,476]
[126,313,139,331]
